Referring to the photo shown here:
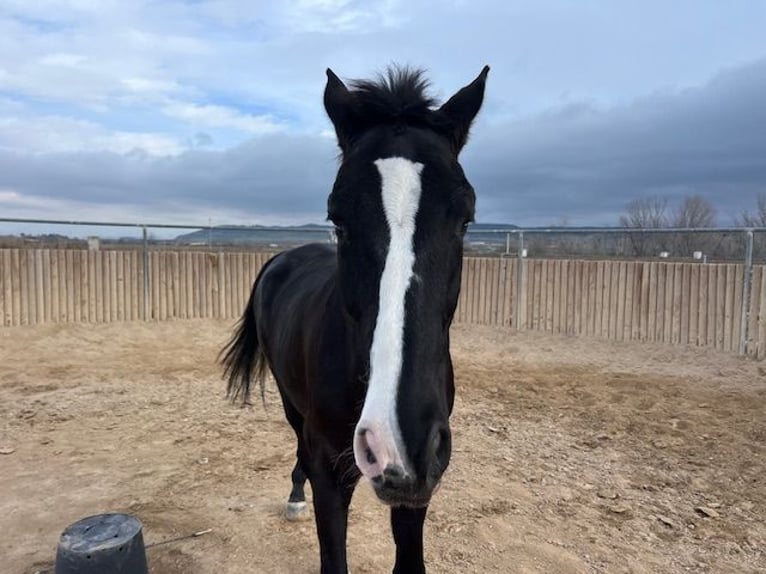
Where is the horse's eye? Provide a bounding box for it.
[333,224,347,242]
[459,220,471,236]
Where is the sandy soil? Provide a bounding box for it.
[0,321,764,574]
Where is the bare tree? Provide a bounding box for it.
[619,196,669,257]
[619,196,669,228]
[671,195,716,256]
[736,193,766,262]
[736,193,766,227]
[672,195,716,228]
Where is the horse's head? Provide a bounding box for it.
[324,65,488,507]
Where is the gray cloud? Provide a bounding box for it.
[1,59,766,227]
[0,132,339,224]
[463,58,766,225]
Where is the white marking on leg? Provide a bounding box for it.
[353,156,423,479]
[285,501,308,522]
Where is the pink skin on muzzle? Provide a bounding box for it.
[353,424,409,481]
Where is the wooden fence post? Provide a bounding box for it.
[515,231,525,330]
[740,229,754,355]
[142,226,149,321]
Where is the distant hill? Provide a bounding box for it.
[174,224,333,246]
[469,223,519,230]
[172,222,518,247]
[464,223,518,245]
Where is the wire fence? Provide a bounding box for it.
[1,218,765,358]
[2,217,764,262]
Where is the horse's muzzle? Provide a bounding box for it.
[355,420,451,507]
[370,464,439,508]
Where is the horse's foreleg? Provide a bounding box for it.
[311,467,354,574]
[391,506,428,574]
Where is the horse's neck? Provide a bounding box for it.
[323,276,372,387]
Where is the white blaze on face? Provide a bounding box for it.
[353,157,424,479]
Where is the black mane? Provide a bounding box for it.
[349,66,440,129]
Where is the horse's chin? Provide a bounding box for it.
[371,479,442,509]
[376,493,432,508]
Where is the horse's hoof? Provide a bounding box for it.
[285,501,309,522]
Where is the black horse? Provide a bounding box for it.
[221,64,489,574]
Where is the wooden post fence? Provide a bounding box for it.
[1,247,765,359]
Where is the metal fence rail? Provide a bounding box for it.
[1,218,765,358]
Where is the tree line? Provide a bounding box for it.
[511,194,764,262]
[616,193,765,260]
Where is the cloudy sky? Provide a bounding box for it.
[1,0,765,232]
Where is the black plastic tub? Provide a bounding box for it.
[54,513,148,574]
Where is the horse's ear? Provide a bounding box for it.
[437,65,490,154]
[324,68,359,154]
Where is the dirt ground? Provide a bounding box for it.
[0,320,764,574]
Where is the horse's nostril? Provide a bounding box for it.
[433,426,451,464]
[366,447,377,465]
[432,430,442,450]
[383,464,404,479]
